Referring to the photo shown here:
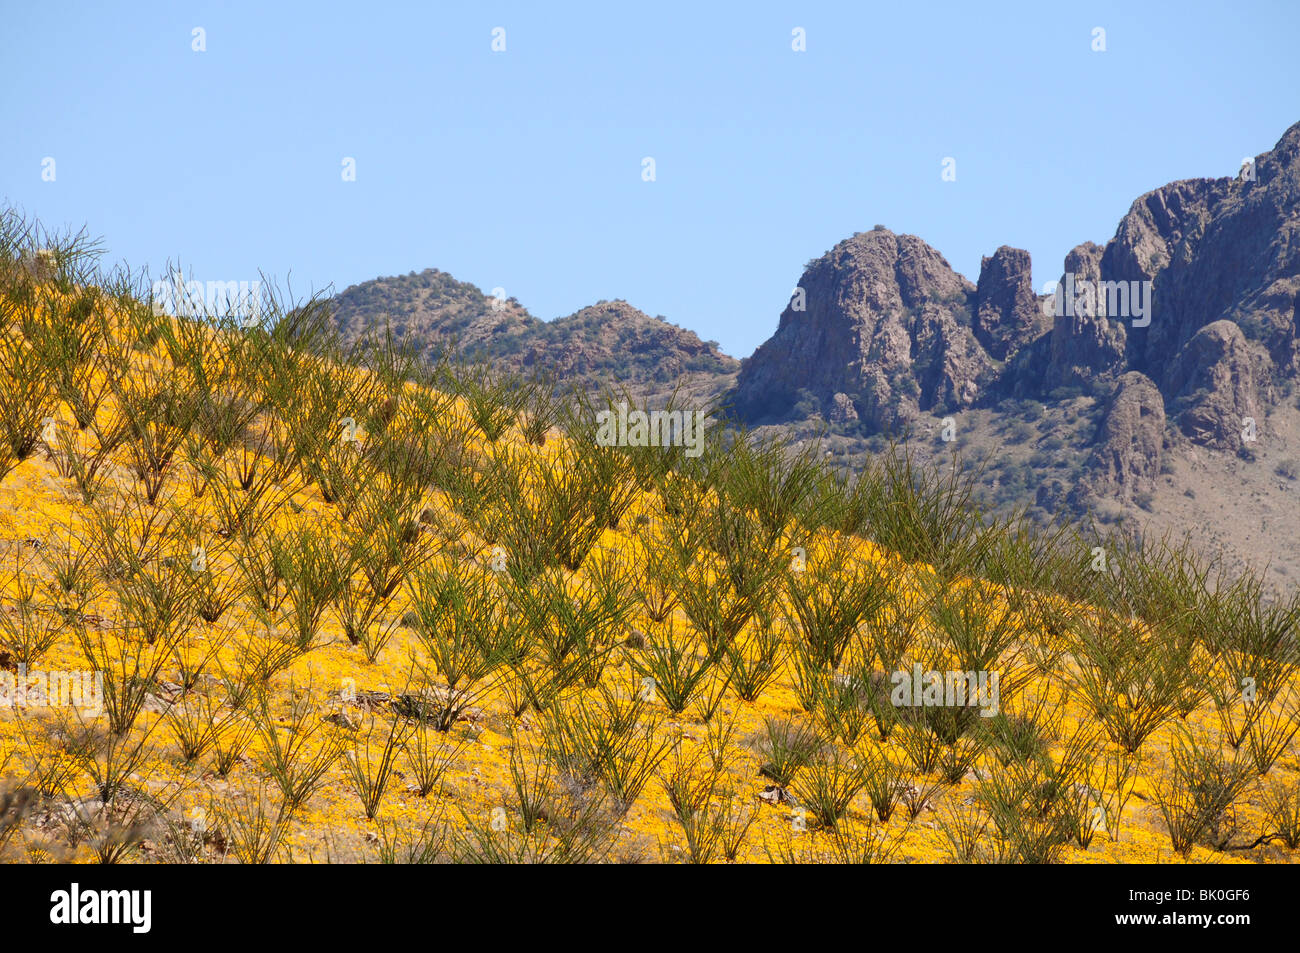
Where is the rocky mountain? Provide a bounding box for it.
[735,122,1298,452]
[324,121,1300,585]
[728,120,1300,585]
[729,227,995,432]
[327,269,739,398]
[328,267,538,355]
[1084,371,1167,504]
[973,245,1049,361]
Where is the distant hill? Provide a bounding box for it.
[328,269,738,401]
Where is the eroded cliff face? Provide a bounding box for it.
[1163,319,1263,451]
[1107,123,1300,380]
[730,227,992,432]
[733,122,1300,464]
[974,245,1048,362]
[1084,371,1166,503]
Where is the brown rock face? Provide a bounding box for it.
[828,392,859,425]
[1086,371,1166,501]
[974,246,1046,360]
[1102,178,1228,298]
[1044,242,1129,390]
[913,305,992,410]
[730,227,991,431]
[1163,320,1259,450]
[1111,125,1300,376]
[1030,121,1300,406]
[327,272,738,396]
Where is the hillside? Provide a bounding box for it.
[318,122,1300,586]
[328,269,739,403]
[1,213,1298,866]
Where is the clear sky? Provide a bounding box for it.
[2,1,1297,356]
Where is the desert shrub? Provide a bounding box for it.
[1151,729,1251,855]
[717,432,828,544]
[481,443,609,579]
[448,771,619,864]
[211,781,291,864]
[454,362,529,442]
[271,526,345,652]
[786,535,888,670]
[540,680,673,809]
[342,708,414,820]
[753,716,822,787]
[1005,421,1035,444]
[0,548,62,667]
[854,447,1004,584]
[721,610,786,702]
[405,559,515,728]
[663,497,784,653]
[790,743,869,830]
[974,726,1100,862]
[627,616,718,714]
[1202,575,1300,749]
[512,556,633,690]
[253,682,344,814]
[660,723,753,863]
[1064,611,1198,753]
[1262,777,1300,849]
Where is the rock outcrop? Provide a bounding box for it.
[733,118,1300,442]
[730,227,992,431]
[973,246,1046,361]
[1043,242,1129,392]
[994,123,1297,413]
[1163,319,1260,450]
[1107,125,1300,377]
[1085,371,1166,501]
[828,392,859,425]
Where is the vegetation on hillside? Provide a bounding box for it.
[329,269,738,397]
[0,209,1297,864]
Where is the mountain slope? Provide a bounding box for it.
[731,120,1300,586]
[328,269,738,399]
[321,122,1300,584]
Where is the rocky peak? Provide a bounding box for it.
[327,278,737,396]
[328,267,539,359]
[1106,122,1300,377]
[526,299,738,383]
[1044,242,1128,391]
[730,228,990,431]
[1033,121,1300,406]
[1163,319,1261,450]
[973,245,1047,361]
[1084,371,1166,502]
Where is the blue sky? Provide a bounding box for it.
[2,1,1297,356]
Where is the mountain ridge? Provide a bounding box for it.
[325,120,1300,584]
[328,268,738,400]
